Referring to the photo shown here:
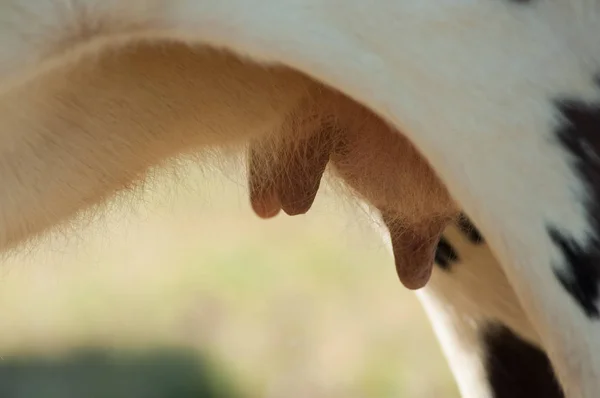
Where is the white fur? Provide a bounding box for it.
[419,225,540,398]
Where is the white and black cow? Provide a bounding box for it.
[428,215,564,397]
[0,0,600,396]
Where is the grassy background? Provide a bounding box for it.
[0,164,460,398]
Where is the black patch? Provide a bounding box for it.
[482,323,564,398]
[457,214,485,244]
[549,229,600,318]
[552,91,600,318]
[434,236,459,271]
[435,215,483,271]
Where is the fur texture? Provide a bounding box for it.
[0,43,312,249]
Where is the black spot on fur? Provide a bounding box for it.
[435,215,483,271]
[482,323,564,398]
[434,237,459,271]
[457,214,484,244]
[553,90,600,318]
[549,229,600,318]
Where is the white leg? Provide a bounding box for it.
[418,219,564,397]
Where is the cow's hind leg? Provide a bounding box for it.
[415,216,564,398]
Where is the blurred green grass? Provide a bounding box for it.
[0,165,460,398]
[0,348,239,398]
